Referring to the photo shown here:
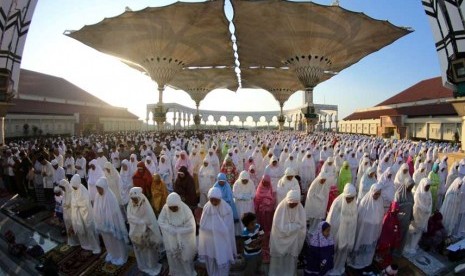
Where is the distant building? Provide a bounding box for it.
[5,69,142,137]
[339,77,459,141]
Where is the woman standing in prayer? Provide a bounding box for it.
[93,177,129,265]
[403,178,432,255]
[379,167,396,212]
[446,161,459,191]
[264,156,284,193]
[220,156,238,186]
[394,179,414,252]
[129,154,138,175]
[413,163,427,188]
[214,173,239,232]
[145,156,158,176]
[150,173,168,216]
[127,187,163,275]
[119,160,133,208]
[428,162,441,211]
[158,155,174,192]
[406,155,415,176]
[327,184,357,276]
[300,151,316,194]
[58,179,79,246]
[198,158,216,208]
[375,202,401,269]
[305,221,334,276]
[358,167,377,202]
[174,166,198,209]
[198,187,237,276]
[254,175,275,263]
[321,157,339,211]
[337,161,352,194]
[305,172,331,234]
[233,171,256,230]
[132,161,153,200]
[276,168,301,206]
[158,192,197,276]
[70,174,101,254]
[103,162,123,206]
[439,177,463,236]
[269,190,306,276]
[348,183,384,270]
[87,159,104,203]
[248,165,260,189]
[393,163,412,190]
[438,162,448,209]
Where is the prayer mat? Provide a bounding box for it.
[81,255,136,275]
[57,247,104,275]
[403,249,446,275]
[116,260,170,276]
[39,244,79,263]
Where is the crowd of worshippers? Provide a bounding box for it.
[0,130,462,276]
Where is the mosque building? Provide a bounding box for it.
[5,69,142,138]
[339,76,458,142]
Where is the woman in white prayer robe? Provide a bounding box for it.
[87,159,104,203]
[269,190,306,276]
[403,178,432,254]
[198,158,216,207]
[129,153,139,176]
[93,177,129,265]
[264,156,284,193]
[358,167,376,202]
[233,171,256,229]
[58,179,79,246]
[103,161,123,206]
[128,187,163,275]
[394,163,412,190]
[158,155,174,192]
[356,157,371,188]
[440,177,464,237]
[283,154,299,177]
[327,184,357,276]
[446,161,459,191]
[348,183,384,270]
[158,192,197,276]
[198,187,237,276]
[145,156,158,175]
[379,167,396,212]
[413,163,427,188]
[119,160,133,208]
[70,174,101,254]
[299,151,316,194]
[305,172,331,233]
[276,168,301,206]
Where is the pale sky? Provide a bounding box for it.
[20,0,440,123]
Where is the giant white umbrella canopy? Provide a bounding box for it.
[66,1,234,104]
[241,67,335,115]
[232,0,412,103]
[168,67,239,114]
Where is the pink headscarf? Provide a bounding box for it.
[406,155,414,177]
[254,175,275,212]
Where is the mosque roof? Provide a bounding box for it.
[11,70,138,119]
[18,69,108,105]
[376,77,453,106]
[343,77,456,121]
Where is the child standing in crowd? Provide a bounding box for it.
[241,212,264,275]
[53,186,64,233]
